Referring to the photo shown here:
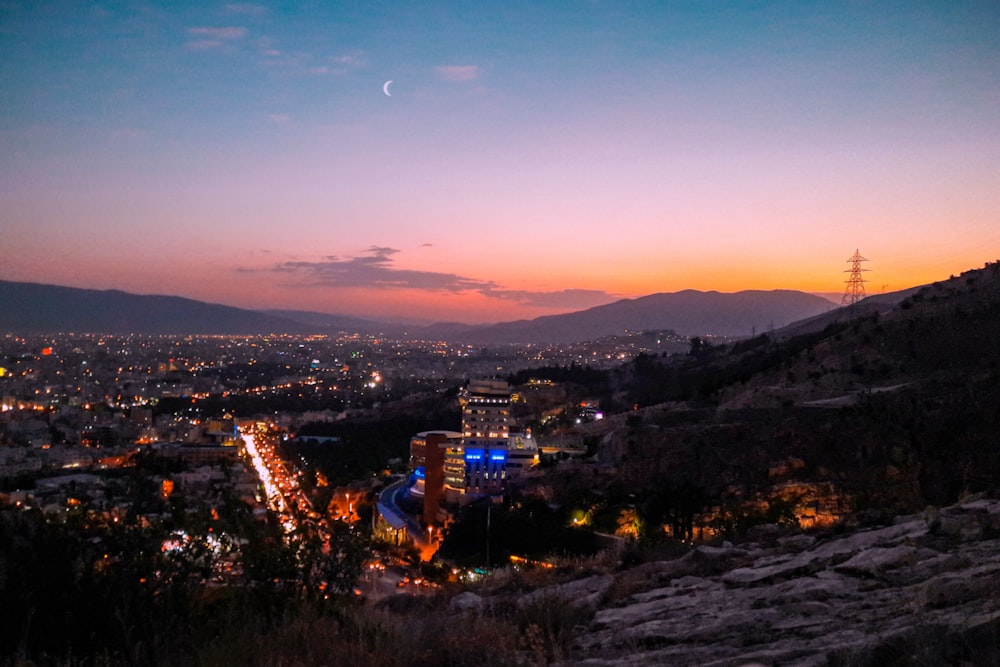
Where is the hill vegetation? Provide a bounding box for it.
[569,261,1000,535]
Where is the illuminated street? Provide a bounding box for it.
[240,423,312,536]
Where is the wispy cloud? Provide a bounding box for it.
[435,65,481,82]
[226,3,267,15]
[186,26,247,50]
[253,247,617,311]
[260,49,310,68]
[268,246,497,292]
[332,53,364,67]
[267,113,290,124]
[257,47,364,75]
[480,288,618,309]
[188,26,247,40]
[327,52,366,74]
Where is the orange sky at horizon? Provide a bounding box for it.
[2,2,997,324]
[4,245,992,325]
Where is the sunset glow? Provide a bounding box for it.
[2,2,998,324]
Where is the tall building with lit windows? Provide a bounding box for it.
[460,379,511,497]
[408,430,462,523]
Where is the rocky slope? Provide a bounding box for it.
[451,497,1000,666]
[576,498,1000,665]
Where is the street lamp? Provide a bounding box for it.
[485,501,491,568]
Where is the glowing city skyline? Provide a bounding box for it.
[2,2,998,324]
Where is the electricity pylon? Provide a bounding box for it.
[842,249,869,306]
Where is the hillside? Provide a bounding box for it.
[0,280,835,342]
[461,498,1000,666]
[718,263,1000,410]
[0,280,311,335]
[450,289,837,344]
[771,284,920,340]
[560,260,1000,537]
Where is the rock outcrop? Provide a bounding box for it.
[566,497,1000,666]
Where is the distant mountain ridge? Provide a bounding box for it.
[2,279,835,340]
[772,285,922,340]
[444,289,837,344]
[261,310,401,336]
[0,281,310,335]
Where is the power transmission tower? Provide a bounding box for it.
[842,249,870,306]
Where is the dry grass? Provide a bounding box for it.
[183,601,526,667]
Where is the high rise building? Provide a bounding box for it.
[408,430,462,524]
[460,379,511,497]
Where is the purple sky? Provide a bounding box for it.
[2,2,998,323]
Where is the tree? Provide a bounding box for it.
[615,507,644,540]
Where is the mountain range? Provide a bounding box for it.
[2,279,839,343]
[0,281,312,336]
[437,289,836,344]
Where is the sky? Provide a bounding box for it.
[2,1,998,325]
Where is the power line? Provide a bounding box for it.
[842,249,870,306]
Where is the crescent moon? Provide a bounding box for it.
[383,80,393,97]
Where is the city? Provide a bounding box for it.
[0,330,683,591]
[3,1,999,664]
[4,262,1000,664]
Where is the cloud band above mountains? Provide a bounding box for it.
[255,246,617,310]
